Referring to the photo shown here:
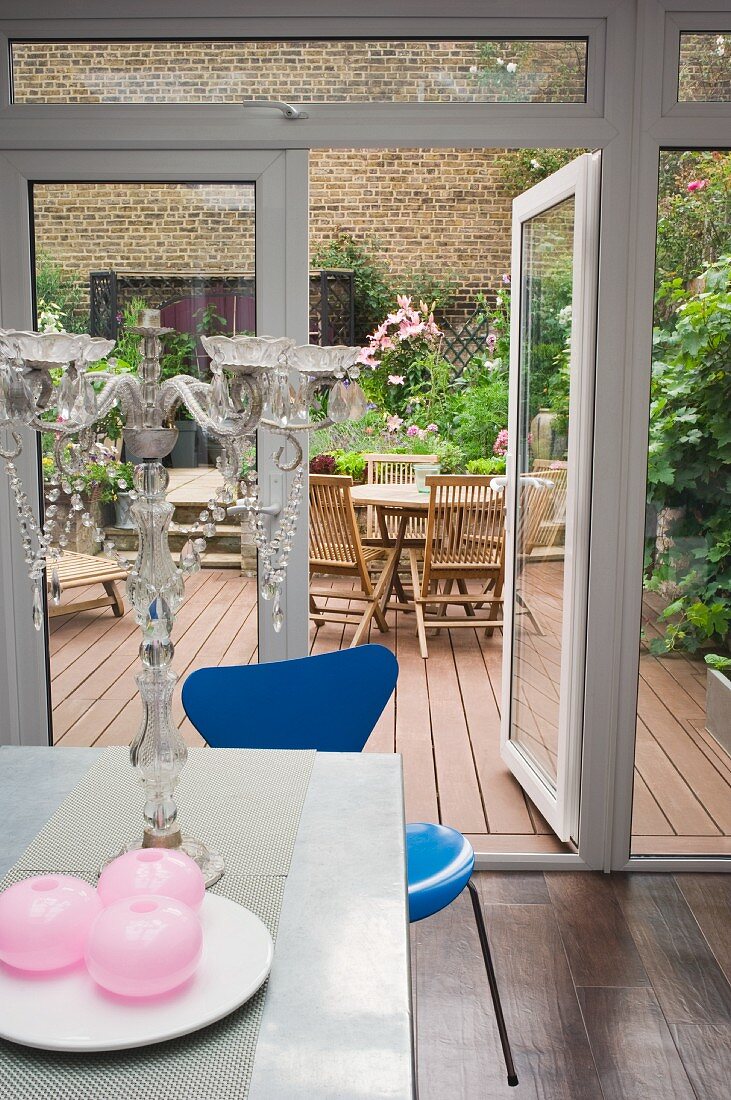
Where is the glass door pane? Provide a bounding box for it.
[510,195,575,789]
[31,181,261,748]
[500,153,600,841]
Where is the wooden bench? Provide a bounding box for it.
[48,551,128,619]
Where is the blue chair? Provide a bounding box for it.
[182,644,517,1088]
[182,645,398,752]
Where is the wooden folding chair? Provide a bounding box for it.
[309,475,399,648]
[362,453,438,541]
[530,460,568,549]
[511,476,557,636]
[408,476,505,659]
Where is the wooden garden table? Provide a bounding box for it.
[350,483,430,609]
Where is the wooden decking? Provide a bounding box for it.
[48,562,731,856]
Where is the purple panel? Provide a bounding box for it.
[159,292,256,374]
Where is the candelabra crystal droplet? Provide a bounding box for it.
[327,381,350,423]
[345,380,368,420]
[272,592,284,633]
[32,577,44,631]
[5,372,34,422]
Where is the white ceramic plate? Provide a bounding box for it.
[0,894,273,1052]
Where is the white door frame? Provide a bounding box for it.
[501,152,601,844]
[0,148,309,748]
[609,1,731,873]
[0,1,726,871]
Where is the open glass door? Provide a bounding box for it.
[500,152,601,842]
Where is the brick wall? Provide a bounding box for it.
[33,183,256,277]
[309,148,513,318]
[34,149,515,328]
[13,39,585,104]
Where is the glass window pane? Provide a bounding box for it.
[509,196,575,788]
[678,32,731,102]
[11,39,587,104]
[631,150,731,857]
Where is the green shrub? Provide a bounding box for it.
[644,256,731,654]
[451,369,509,463]
[333,450,367,482]
[496,149,581,197]
[35,251,88,333]
[656,152,731,291]
[312,231,394,343]
[705,653,731,674]
[466,457,506,475]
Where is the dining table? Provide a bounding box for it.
[350,482,432,609]
[0,745,416,1100]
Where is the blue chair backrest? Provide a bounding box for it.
[182,644,398,752]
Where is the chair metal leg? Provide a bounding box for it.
[466,879,519,1087]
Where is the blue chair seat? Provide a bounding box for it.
[406,823,474,923]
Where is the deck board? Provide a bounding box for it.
[47,562,731,855]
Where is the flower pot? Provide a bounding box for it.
[706,668,731,755]
[170,420,198,468]
[529,408,556,459]
[114,492,134,530]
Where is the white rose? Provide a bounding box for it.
[469,65,478,74]
[506,62,517,74]
[496,57,504,67]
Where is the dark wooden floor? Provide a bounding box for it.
[415,870,731,1099]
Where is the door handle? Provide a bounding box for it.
[241,100,309,120]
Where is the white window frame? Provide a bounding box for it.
[0,147,309,747]
[0,1,727,873]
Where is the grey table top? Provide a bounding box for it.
[0,746,415,1100]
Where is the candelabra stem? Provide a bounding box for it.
[123,455,224,886]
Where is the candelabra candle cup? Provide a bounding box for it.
[137,308,162,329]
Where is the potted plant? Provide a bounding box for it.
[104,462,136,529]
[705,653,731,754]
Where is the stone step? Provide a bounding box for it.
[106,524,244,555]
[189,552,245,571]
[169,500,245,525]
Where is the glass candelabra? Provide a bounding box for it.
[0,311,366,884]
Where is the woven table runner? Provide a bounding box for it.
[0,746,316,1100]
